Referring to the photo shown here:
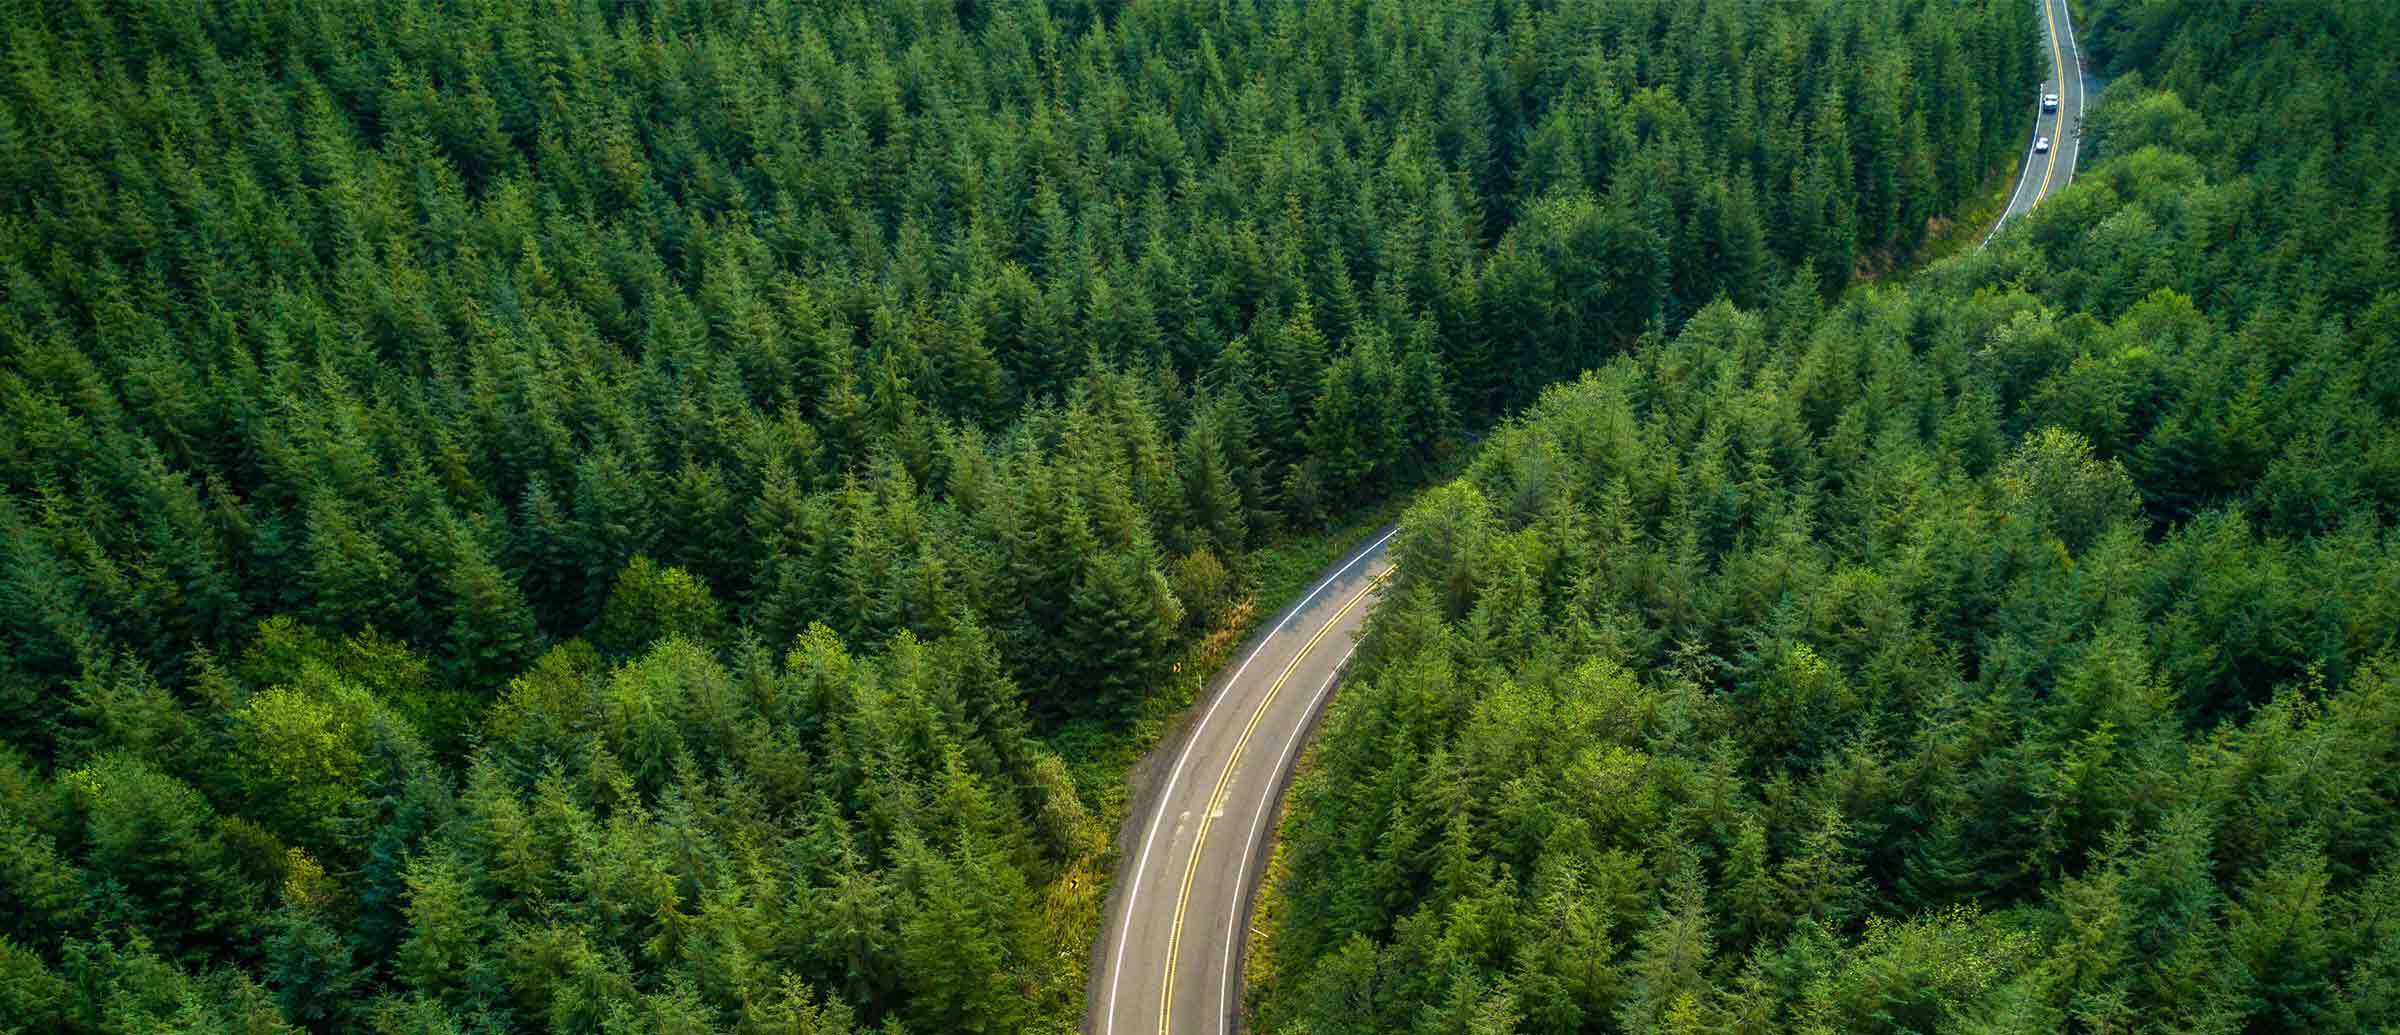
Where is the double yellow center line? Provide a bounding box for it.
[2034,0,2068,204]
[1156,571,1386,1034]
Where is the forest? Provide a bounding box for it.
[0,0,2046,1030]
[1256,0,2400,1032]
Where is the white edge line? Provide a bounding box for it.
[1140,0,2081,1019]
[2058,0,2081,189]
[1129,6,2088,1023]
[1101,526,1399,1035]
[1217,635,1366,1032]
[1981,0,2074,251]
[1982,135,2039,249]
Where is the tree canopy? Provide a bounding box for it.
[0,0,2038,1029]
[1258,1,2400,1031]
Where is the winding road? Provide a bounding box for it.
[1088,529,1394,1035]
[1985,0,2087,247]
[1090,5,2086,1034]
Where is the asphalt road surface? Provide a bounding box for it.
[1089,7,2089,1033]
[1984,0,2086,246]
[1088,529,1396,1035]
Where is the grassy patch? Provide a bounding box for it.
[1911,154,2030,274]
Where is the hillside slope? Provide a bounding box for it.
[1256,2,2400,1032]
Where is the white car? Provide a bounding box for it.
[2042,93,2059,112]
[2034,136,2051,153]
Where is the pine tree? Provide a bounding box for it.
[596,557,727,657]
[264,905,362,1027]
[1307,333,1404,500]
[395,851,498,1011]
[437,515,541,694]
[1061,550,1180,713]
[1176,394,1249,555]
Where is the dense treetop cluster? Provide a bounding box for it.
[0,0,2037,1030]
[1258,1,2400,1032]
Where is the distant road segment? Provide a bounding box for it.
[1984,0,2086,247]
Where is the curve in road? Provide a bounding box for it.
[1983,0,2086,248]
[1090,528,1395,1035]
[1092,7,2087,1034]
